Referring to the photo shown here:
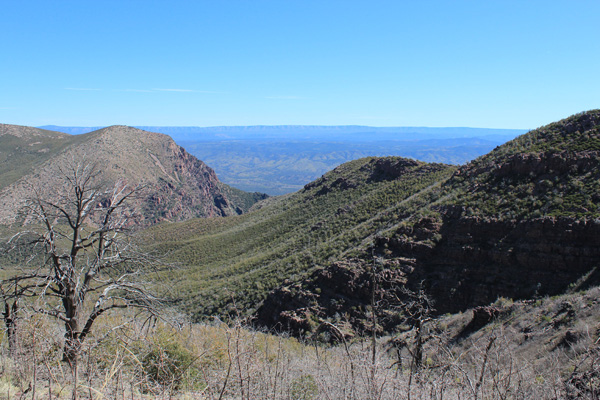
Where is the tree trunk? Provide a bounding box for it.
[62,287,80,363]
[2,300,18,356]
[63,305,81,400]
[64,333,80,400]
[414,320,423,371]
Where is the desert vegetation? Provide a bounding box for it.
[446,111,600,220]
[142,157,456,320]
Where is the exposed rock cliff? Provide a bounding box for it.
[257,213,600,338]
[382,212,600,314]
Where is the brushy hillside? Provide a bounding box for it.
[140,111,600,338]
[142,157,456,319]
[0,124,85,188]
[0,286,598,399]
[445,110,600,220]
[1,112,599,399]
[255,110,600,338]
[0,124,267,226]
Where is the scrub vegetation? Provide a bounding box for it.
[1,110,600,398]
[142,157,455,320]
[0,288,598,399]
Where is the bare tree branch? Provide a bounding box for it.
[1,159,166,379]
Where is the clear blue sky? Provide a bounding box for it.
[1,0,598,128]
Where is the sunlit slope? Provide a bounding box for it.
[142,157,456,320]
[0,124,266,225]
[0,124,85,189]
[443,110,600,219]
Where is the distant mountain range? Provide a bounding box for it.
[39,125,528,142]
[40,125,529,195]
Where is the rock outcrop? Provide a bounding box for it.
[256,213,600,337]
[399,213,600,314]
[256,259,408,338]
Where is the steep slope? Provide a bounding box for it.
[0,124,266,225]
[447,110,600,219]
[256,110,600,337]
[410,110,600,309]
[142,157,456,319]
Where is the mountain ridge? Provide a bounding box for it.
[256,110,600,336]
[40,124,528,141]
[38,124,528,195]
[0,124,267,226]
[132,110,600,337]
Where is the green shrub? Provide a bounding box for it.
[290,374,319,400]
[143,330,203,391]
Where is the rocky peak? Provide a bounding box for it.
[364,157,421,182]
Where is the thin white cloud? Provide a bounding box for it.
[65,88,102,91]
[119,89,155,93]
[153,88,196,92]
[265,95,305,100]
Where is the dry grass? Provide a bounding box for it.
[0,289,599,399]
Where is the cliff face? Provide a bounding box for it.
[383,212,600,314]
[140,137,239,221]
[256,213,600,338]
[75,126,265,223]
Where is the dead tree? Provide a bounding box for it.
[392,282,435,400]
[2,161,164,398]
[0,284,19,355]
[392,282,435,373]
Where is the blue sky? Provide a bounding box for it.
[1,1,598,128]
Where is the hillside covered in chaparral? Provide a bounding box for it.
[0,111,599,399]
[139,111,600,333]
